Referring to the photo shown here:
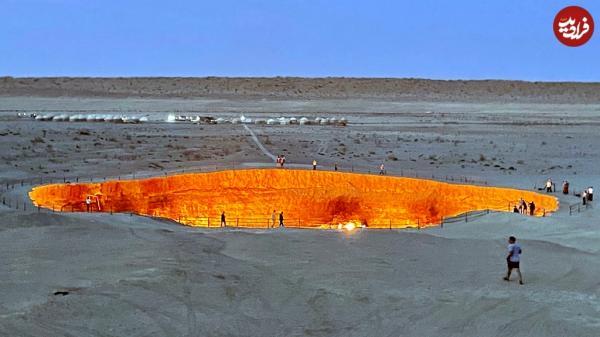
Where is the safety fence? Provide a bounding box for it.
[0,161,490,189]
[569,202,591,215]
[173,216,433,229]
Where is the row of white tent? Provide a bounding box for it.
[168,114,348,126]
[263,117,348,125]
[220,116,347,125]
[32,114,148,123]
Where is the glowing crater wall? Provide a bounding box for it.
[29,169,558,228]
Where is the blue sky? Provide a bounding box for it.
[0,0,598,81]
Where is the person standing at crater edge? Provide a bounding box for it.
[221,211,226,227]
[529,201,536,216]
[503,236,523,285]
[546,178,553,192]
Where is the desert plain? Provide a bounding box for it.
[1,77,600,337]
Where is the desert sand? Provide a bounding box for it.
[1,78,599,337]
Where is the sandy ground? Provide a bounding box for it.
[1,86,599,336]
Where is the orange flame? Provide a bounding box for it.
[28,169,558,228]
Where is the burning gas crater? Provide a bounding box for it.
[29,169,558,229]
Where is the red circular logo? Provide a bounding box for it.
[554,6,594,47]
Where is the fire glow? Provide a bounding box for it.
[29,169,558,229]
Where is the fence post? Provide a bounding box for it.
[465,212,468,223]
[236,218,239,227]
[440,216,444,228]
[417,219,420,229]
[208,218,210,227]
[389,219,391,230]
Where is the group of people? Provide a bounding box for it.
[548,178,594,205]
[274,157,392,175]
[271,210,285,227]
[513,198,536,216]
[219,211,285,228]
[275,155,287,168]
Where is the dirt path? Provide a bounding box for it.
[243,124,277,161]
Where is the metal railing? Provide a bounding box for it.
[569,202,591,215]
[0,161,490,189]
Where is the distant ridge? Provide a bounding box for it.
[2,77,600,103]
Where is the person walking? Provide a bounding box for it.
[503,236,523,285]
[220,211,226,227]
[281,155,286,168]
[529,201,536,216]
[562,180,569,195]
[85,196,91,212]
[587,186,593,201]
[312,160,317,170]
[334,163,338,171]
[279,211,285,227]
[379,163,385,175]
[271,210,276,228]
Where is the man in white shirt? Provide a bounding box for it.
[545,179,553,192]
[587,186,593,201]
[503,236,523,285]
